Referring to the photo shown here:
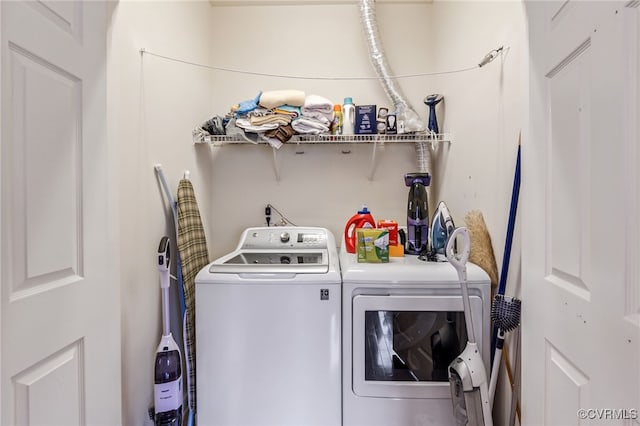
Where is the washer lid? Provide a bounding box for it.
[207,249,329,274]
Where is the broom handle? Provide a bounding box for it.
[508,328,522,426]
[502,344,522,422]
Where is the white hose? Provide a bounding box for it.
[359,0,431,175]
[415,139,432,174]
[359,0,425,135]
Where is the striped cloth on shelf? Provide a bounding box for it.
[177,178,209,415]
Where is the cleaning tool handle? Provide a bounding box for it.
[488,329,506,406]
[498,143,520,296]
[492,141,521,362]
[158,237,171,289]
[488,347,501,407]
[446,227,470,279]
[446,227,475,343]
[158,237,171,336]
[480,380,495,426]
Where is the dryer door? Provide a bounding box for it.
[352,294,486,399]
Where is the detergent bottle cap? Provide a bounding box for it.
[344,97,353,105]
[358,205,370,214]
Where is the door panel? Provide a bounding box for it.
[524,1,640,425]
[1,1,121,425]
[26,1,83,41]
[544,341,590,426]
[9,42,83,298]
[547,38,591,301]
[13,340,84,426]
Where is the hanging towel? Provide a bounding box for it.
[177,178,210,416]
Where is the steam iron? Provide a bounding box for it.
[431,201,455,261]
[405,173,431,255]
[424,94,444,134]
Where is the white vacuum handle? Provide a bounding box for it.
[158,237,171,289]
[446,227,476,344]
[157,237,171,336]
[445,227,470,278]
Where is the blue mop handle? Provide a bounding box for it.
[492,143,521,354]
[498,143,521,296]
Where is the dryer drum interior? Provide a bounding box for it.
[364,310,469,382]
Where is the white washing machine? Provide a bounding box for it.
[341,248,491,426]
[195,227,341,426]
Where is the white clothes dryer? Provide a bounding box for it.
[341,248,491,426]
[195,227,341,426]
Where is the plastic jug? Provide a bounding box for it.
[343,97,356,135]
[344,205,376,253]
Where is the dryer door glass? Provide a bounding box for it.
[364,310,467,382]
[352,294,487,399]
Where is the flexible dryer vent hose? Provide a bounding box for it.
[359,0,430,174]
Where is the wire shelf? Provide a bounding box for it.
[195,132,452,146]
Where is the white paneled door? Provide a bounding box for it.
[1,1,121,425]
[524,1,639,425]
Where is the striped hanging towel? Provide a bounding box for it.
[177,178,209,416]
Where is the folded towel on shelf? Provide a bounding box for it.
[301,94,335,123]
[249,114,292,127]
[235,117,281,133]
[259,90,306,110]
[225,118,261,144]
[263,124,296,149]
[248,107,272,117]
[291,116,330,135]
[273,105,302,118]
[235,91,262,115]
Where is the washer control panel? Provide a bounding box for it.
[240,227,328,250]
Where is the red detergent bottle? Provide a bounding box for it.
[344,205,376,253]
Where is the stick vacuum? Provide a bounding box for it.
[405,173,431,255]
[446,227,493,426]
[154,237,183,426]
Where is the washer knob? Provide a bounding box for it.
[280,232,290,243]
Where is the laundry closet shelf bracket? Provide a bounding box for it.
[195,133,452,180]
[272,146,282,181]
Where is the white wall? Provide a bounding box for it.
[206,1,525,262]
[108,1,526,424]
[206,2,525,425]
[108,2,214,425]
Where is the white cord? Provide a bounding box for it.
[266,203,297,226]
[140,48,502,81]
